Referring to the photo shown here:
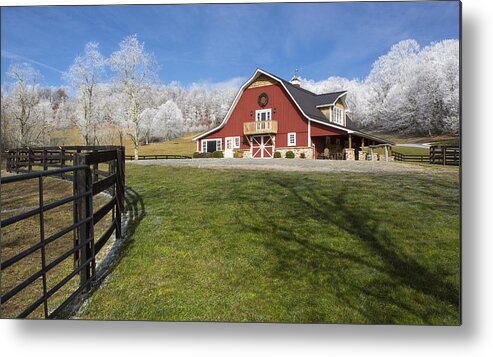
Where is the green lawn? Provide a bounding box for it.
[391,146,429,156]
[78,164,460,324]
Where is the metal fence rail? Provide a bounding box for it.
[1,146,125,319]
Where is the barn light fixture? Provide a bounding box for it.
[250,111,253,116]
[273,108,277,114]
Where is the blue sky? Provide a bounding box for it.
[1,1,460,87]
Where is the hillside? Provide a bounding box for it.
[50,129,201,157]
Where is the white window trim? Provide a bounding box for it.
[255,109,272,121]
[225,136,240,150]
[288,132,296,147]
[333,106,343,125]
[202,138,222,152]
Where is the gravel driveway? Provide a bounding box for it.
[130,158,451,174]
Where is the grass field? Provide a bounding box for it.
[390,146,429,155]
[50,128,200,157]
[129,132,199,156]
[77,163,460,324]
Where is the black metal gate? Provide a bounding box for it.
[1,146,125,318]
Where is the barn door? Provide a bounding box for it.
[224,137,234,158]
[251,135,274,159]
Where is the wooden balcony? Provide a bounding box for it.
[243,120,278,135]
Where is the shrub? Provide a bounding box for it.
[300,152,306,159]
[285,151,295,159]
[212,151,224,158]
[273,151,281,158]
[234,150,244,158]
[193,152,212,158]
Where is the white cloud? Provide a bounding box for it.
[1,49,64,74]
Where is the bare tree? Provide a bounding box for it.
[6,63,43,147]
[109,34,159,159]
[63,42,106,145]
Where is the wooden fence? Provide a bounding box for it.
[429,146,460,166]
[392,151,429,163]
[393,146,460,166]
[1,146,125,318]
[125,154,191,160]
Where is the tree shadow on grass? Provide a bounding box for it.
[240,175,459,324]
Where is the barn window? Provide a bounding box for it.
[256,109,271,121]
[234,136,240,148]
[288,132,296,147]
[333,107,343,125]
[202,139,222,152]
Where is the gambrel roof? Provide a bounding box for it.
[193,69,392,144]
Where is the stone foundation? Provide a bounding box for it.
[343,148,355,160]
[275,147,314,159]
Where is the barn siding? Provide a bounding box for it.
[200,82,309,150]
[310,120,346,137]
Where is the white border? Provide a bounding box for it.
[287,132,296,146]
[201,138,222,152]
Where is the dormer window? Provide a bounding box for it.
[333,107,343,125]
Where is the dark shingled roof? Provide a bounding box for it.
[262,70,350,127]
[262,70,392,144]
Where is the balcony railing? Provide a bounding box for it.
[243,120,278,135]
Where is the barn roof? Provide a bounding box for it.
[193,69,392,144]
[262,69,347,124]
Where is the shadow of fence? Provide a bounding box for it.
[55,185,146,318]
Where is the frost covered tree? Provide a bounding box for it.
[300,39,459,136]
[109,34,159,159]
[63,42,106,145]
[5,63,43,147]
[154,100,184,140]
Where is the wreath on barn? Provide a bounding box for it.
[258,92,269,107]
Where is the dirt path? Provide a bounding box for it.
[130,158,457,174]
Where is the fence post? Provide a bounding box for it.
[28,148,33,172]
[74,153,94,291]
[115,147,125,239]
[42,149,48,171]
[60,147,66,179]
[93,149,99,183]
[6,150,12,172]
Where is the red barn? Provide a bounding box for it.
[193,69,390,159]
